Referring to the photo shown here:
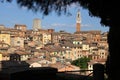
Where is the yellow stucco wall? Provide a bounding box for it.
[0,33,10,45]
[0,53,2,61]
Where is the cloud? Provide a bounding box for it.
[21,6,28,10]
[69,3,80,8]
[43,23,93,29]
[51,23,93,28]
[81,24,93,27]
[51,23,75,28]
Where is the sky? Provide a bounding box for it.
[0,1,109,33]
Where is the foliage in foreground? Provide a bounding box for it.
[71,57,90,69]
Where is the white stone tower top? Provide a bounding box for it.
[33,18,42,31]
[76,9,81,23]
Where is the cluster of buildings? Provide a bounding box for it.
[0,10,108,74]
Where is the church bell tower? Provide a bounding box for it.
[76,9,81,33]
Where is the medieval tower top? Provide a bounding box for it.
[33,18,42,31]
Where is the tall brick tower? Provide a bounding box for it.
[76,9,81,33]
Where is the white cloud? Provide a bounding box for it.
[43,23,93,30]
[21,6,28,10]
[69,3,80,8]
[51,23,93,28]
[81,24,93,27]
[51,23,75,28]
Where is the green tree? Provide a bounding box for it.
[71,57,90,69]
